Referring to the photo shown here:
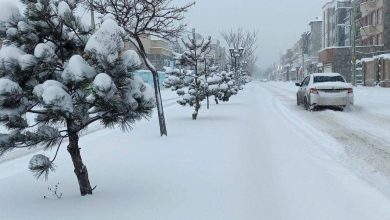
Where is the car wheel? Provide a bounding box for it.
[297,94,300,106]
[304,97,309,110]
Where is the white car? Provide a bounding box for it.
[296,73,354,110]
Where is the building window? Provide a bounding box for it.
[379,34,384,45]
[362,16,367,26]
[378,8,383,24]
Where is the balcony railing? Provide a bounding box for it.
[360,24,384,37]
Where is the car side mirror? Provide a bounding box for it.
[295,82,301,87]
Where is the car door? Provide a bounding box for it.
[298,76,309,101]
[302,76,310,97]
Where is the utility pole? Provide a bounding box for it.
[351,4,357,86]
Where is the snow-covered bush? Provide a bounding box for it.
[0,0,155,196]
[211,71,239,103]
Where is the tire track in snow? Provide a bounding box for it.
[260,82,390,197]
[264,82,390,130]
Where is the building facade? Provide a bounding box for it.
[322,0,352,48]
[141,36,174,71]
[125,36,174,71]
[360,0,390,50]
[308,19,323,57]
[320,1,353,81]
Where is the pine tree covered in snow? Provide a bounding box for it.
[236,65,251,87]
[88,0,195,136]
[165,33,211,120]
[206,69,238,104]
[0,0,155,196]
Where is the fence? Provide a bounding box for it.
[134,70,166,89]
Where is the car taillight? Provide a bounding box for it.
[348,88,353,93]
[310,88,318,94]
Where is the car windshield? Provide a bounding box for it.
[314,76,345,83]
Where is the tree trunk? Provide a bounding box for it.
[215,96,219,104]
[206,95,209,109]
[132,36,167,136]
[192,93,201,120]
[192,111,198,120]
[151,69,168,136]
[67,132,93,196]
[192,103,199,120]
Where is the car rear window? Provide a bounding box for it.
[314,76,345,83]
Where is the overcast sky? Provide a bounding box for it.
[2,0,329,69]
[176,0,328,68]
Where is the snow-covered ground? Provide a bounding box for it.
[1,82,390,219]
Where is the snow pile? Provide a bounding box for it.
[93,73,117,99]
[102,13,116,22]
[0,46,36,71]
[207,75,222,84]
[33,80,67,97]
[57,1,71,20]
[37,126,61,140]
[34,43,57,63]
[0,46,24,70]
[0,78,25,118]
[85,19,125,64]
[6,27,18,37]
[18,54,37,70]
[0,2,22,32]
[0,78,22,95]
[122,50,142,69]
[28,154,52,174]
[17,21,31,33]
[127,76,156,110]
[314,81,352,89]
[220,83,229,90]
[62,55,96,82]
[38,86,73,113]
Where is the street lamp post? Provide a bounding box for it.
[229,47,244,84]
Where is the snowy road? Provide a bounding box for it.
[262,81,390,196]
[1,82,390,219]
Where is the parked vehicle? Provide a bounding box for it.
[296,73,354,111]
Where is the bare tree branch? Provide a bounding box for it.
[221,28,259,74]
